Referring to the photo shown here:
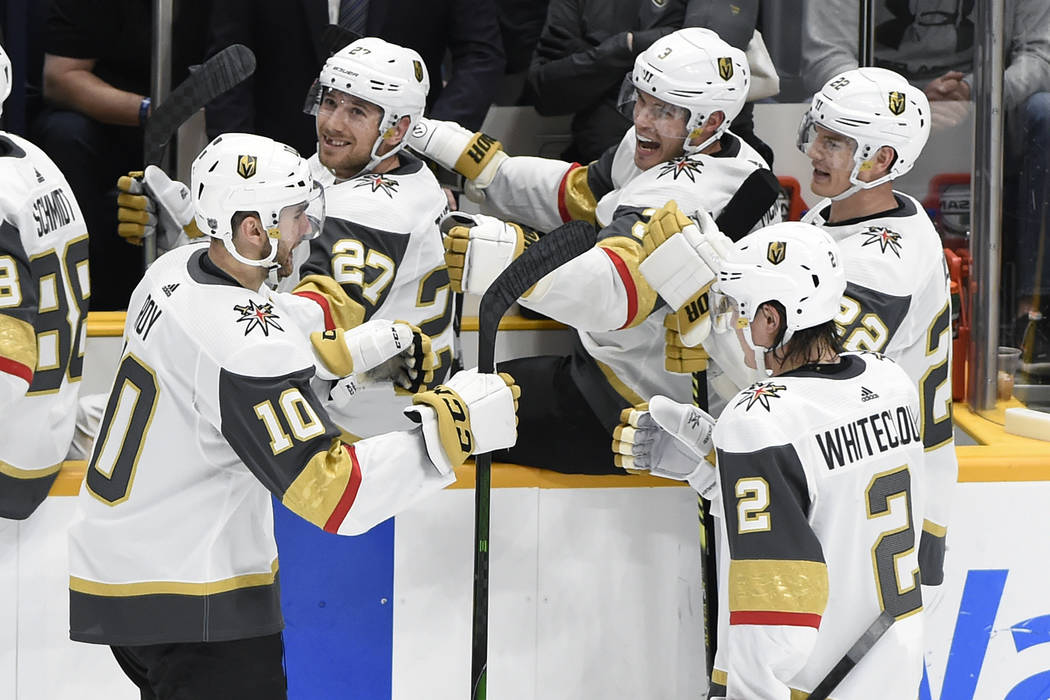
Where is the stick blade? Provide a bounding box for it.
[476,219,596,371]
[143,43,257,165]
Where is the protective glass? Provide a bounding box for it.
[275,181,325,244]
[796,114,858,170]
[616,80,690,142]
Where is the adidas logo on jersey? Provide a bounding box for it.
[861,386,879,402]
[161,283,180,297]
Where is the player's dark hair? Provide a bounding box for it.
[230,211,260,236]
[765,301,843,368]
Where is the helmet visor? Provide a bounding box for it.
[797,114,857,169]
[709,289,748,335]
[276,180,325,244]
[617,80,690,142]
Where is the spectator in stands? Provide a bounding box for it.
[528,0,773,165]
[801,0,1050,381]
[204,0,505,157]
[32,0,209,311]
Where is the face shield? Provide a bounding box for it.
[616,80,691,143]
[273,180,325,246]
[709,289,747,336]
[796,114,858,171]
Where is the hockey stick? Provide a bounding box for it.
[686,167,782,684]
[807,610,896,700]
[319,23,361,58]
[142,43,257,265]
[471,219,597,700]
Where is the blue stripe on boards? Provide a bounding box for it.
[273,497,394,699]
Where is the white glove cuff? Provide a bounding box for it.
[406,117,472,172]
[403,404,456,476]
[344,320,414,375]
[444,371,518,455]
[463,223,520,296]
[639,231,716,311]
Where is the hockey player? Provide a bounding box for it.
[795,67,954,592]
[117,37,456,440]
[69,134,519,698]
[298,37,456,438]
[407,27,781,474]
[0,41,90,520]
[615,222,926,699]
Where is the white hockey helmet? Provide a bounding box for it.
[0,42,11,119]
[628,27,750,154]
[307,37,430,173]
[713,222,846,351]
[798,67,930,199]
[191,133,324,272]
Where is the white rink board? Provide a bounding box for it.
[391,485,705,700]
[8,475,1050,698]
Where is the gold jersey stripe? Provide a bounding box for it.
[0,314,36,371]
[729,559,829,615]
[560,165,598,225]
[294,274,366,330]
[69,558,279,597]
[281,439,356,529]
[923,518,948,538]
[597,236,659,328]
[0,459,62,479]
[594,358,645,407]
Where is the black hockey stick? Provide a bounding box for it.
[142,43,256,265]
[686,167,782,684]
[807,610,895,700]
[471,219,597,700]
[319,24,361,58]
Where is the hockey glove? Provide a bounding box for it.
[116,165,202,246]
[638,200,732,322]
[310,320,421,380]
[405,117,508,200]
[442,212,538,295]
[404,369,520,475]
[664,313,710,374]
[612,395,717,498]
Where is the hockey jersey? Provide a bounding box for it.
[714,353,925,699]
[68,244,454,645]
[480,129,780,427]
[302,153,454,439]
[0,132,89,519]
[804,192,955,586]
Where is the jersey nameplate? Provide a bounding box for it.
[31,187,78,238]
[133,293,164,342]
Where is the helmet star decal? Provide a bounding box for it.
[354,173,400,198]
[657,156,704,182]
[860,226,903,258]
[234,300,284,336]
[735,381,788,412]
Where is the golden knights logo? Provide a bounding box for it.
[237,155,257,179]
[735,381,788,412]
[888,91,906,115]
[413,60,424,82]
[354,173,400,198]
[657,156,703,182]
[718,57,734,81]
[766,240,786,265]
[860,226,903,258]
[234,300,284,336]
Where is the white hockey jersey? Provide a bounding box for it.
[714,353,925,699]
[480,129,780,427]
[0,131,89,519]
[302,153,454,439]
[68,244,453,645]
[804,192,955,586]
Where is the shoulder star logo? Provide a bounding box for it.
[657,156,703,182]
[735,381,788,412]
[354,173,400,198]
[234,300,284,336]
[860,226,903,257]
